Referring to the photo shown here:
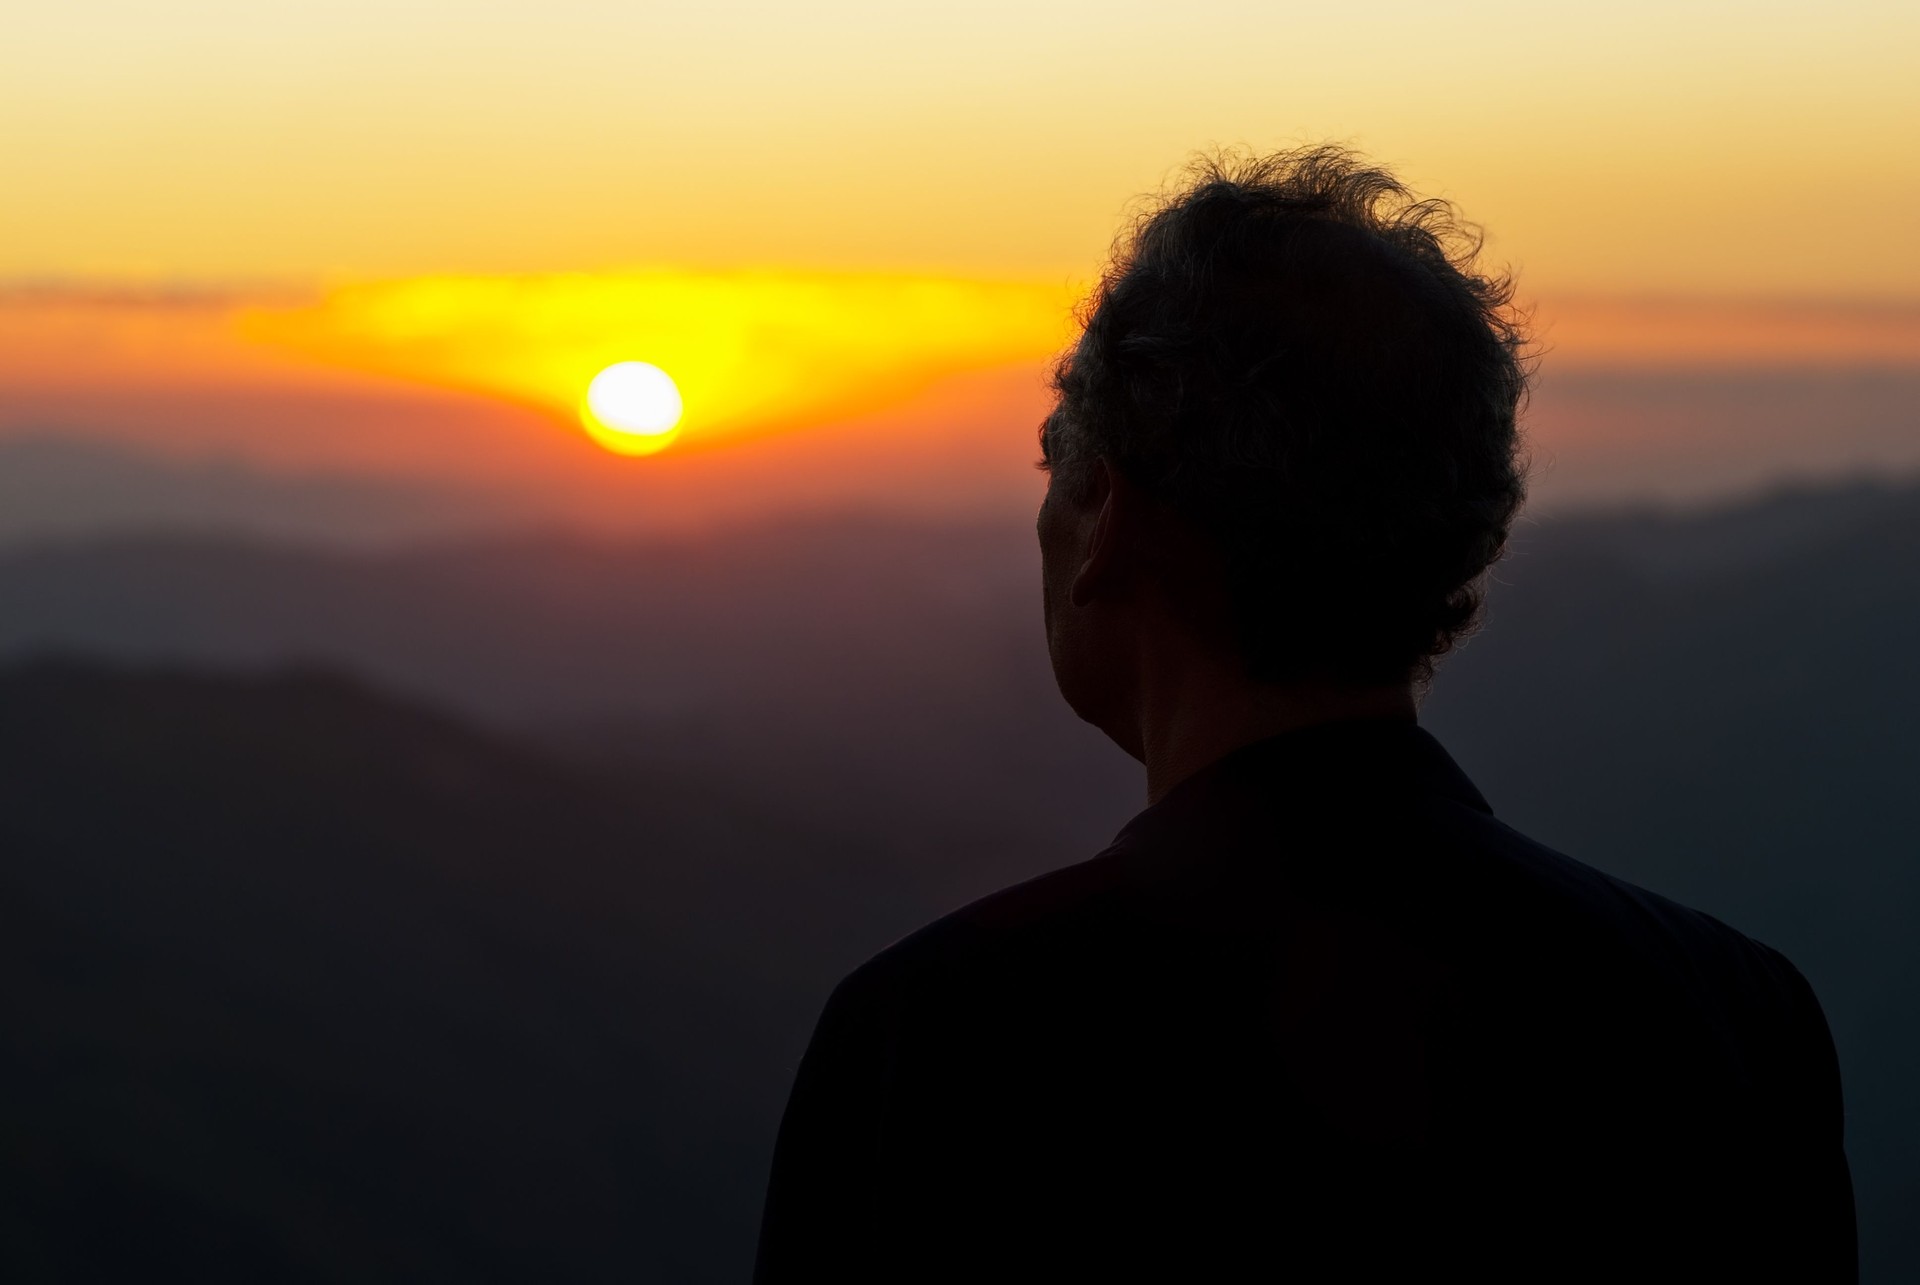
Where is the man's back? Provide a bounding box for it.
[756,719,1854,1281]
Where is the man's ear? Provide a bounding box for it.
[1069,459,1125,609]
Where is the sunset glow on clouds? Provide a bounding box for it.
[238,271,1080,455]
[4,280,1917,538]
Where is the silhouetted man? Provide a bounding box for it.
[755,148,1856,1281]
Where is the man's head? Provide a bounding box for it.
[1038,146,1529,748]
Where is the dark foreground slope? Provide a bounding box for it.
[0,662,915,1284]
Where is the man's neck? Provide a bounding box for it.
[1136,672,1418,806]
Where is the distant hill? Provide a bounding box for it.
[1,477,1917,1278]
[0,437,530,548]
[0,514,1141,900]
[0,661,927,1283]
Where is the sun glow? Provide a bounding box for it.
[582,361,682,455]
[239,269,1080,457]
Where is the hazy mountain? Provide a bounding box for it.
[0,513,1141,896]
[1,476,1917,1278]
[0,437,530,548]
[0,661,949,1282]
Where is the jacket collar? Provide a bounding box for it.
[1111,717,1492,854]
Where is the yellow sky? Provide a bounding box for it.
[8,1,1918,298]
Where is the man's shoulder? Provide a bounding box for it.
[1467,804,1800,969]
[830,790,1821,1040]
[828,844,1148,1013]
[1462,825,1825,1051]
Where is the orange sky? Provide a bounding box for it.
[4,282,1917,532]
[3,2,1917,532]
[0,280,1064,528]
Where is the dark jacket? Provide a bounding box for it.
[756,718,1856,1281]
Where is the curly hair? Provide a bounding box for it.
[1041,145,1532,686]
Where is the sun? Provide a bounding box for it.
[581,361,683,455]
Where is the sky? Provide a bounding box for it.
[3,0,1917,539]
